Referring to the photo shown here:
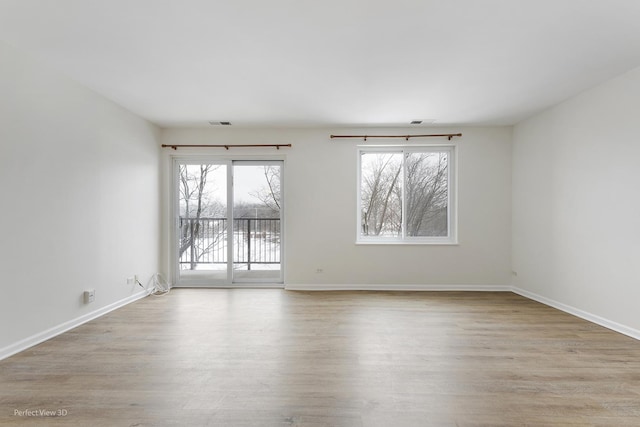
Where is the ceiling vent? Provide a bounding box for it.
[410,119,436,125]
[209,121,232,126]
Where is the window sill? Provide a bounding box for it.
[355,240,459,246]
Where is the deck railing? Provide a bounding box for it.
[179,217,280,270]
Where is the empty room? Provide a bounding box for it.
[1,1,640,425]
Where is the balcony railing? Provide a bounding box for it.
[179,217,280,270]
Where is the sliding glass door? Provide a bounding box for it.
[175,159,283,286]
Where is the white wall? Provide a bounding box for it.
[512,66,640,332]
[0,41,161,355]
[161,126,512,287]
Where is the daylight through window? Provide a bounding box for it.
[358,146,456,243]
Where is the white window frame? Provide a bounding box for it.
[356,145,457,245]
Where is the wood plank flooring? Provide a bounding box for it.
[1,290,640,426]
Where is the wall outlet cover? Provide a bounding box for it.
[84,290,95,304]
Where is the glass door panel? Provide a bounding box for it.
[177,163,229,284]
[232,162,283,283]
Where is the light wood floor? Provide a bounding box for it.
[2,290,640,426]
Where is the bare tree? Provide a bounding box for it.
[405,152,448,236]
[179,164,225,268]
[361,153,402,236]
[249,165,281,213]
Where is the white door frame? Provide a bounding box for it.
[170,155,285,288]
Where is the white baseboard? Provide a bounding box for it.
[0,290,148,361]
[511,287,640,341]
[285,283,510,292]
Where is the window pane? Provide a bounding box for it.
[405,152,448,237]
[178,164,228,277]
[360,152,403,237]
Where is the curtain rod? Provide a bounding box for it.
[330,133,462,141]
[161,144,292,150]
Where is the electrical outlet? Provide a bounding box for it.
[127,276,135,285]
[316,268,324,274]
[84,290,95,304]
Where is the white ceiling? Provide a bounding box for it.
[1,0,640,128]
